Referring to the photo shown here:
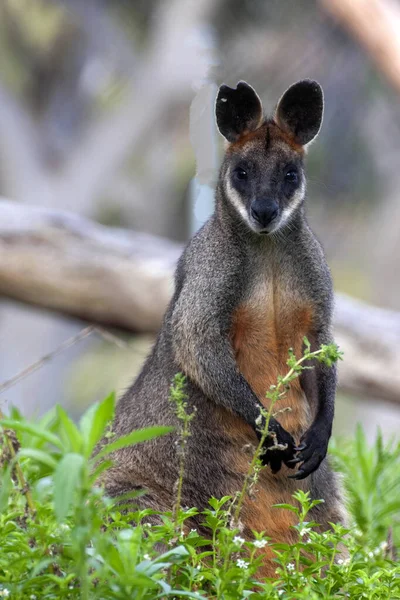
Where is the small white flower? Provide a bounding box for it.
[354,528,362,537]
[380,541,388,551]
[286,562,295,572]
[233,536,245,547]
[190,528,197,533]
[299,525,311,537]
[30,596,37,600]
[143,554,151,560]
[236,559,248,569]
[254,539,267,549]
[337,558,344,565]
[0,591,10,598]
[278,591,284,597]
[368,551,374,558]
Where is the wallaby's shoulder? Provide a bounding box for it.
[175,214,245,291]
[297,219,333,296]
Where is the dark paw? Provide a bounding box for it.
[261,426,296,474]
[287,427,328,480]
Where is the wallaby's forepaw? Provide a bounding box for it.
[287,426,328,479]
[261,426,296,474]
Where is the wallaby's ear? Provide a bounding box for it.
[274,79,323,146]
[215,81,263,143]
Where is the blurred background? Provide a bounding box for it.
[0,0,399,439]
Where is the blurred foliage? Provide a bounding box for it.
[66,336,153,417]
[331,426,400,546]
[0,0,71,99]
[0,396,399,597]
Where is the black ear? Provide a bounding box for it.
[215,81,263,143]
[275,80,323,146]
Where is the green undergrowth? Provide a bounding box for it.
[0,343,399,598]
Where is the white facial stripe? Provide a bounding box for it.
[225,172,251,225]
[281,179,306,224]
[225,168,305,231]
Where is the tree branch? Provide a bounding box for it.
[0,199,399,404]
[0,199,180,332]
[320,0,400,95]
[334,294,400,405]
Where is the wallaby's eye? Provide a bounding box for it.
[285,169,298,184]
[285,169,298,183]
[235,167,248,181]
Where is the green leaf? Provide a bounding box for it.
[0,420,63,450]
[56,405,83,454]
[17,448,58,470]
[80,392,115,458]
[272,503,299,513]
[155,591,206,599]
[208,496,231,511]
[54,452,85,522]
[89,459,114,485]
[0,464,13,513]
[30,558,61,578]
[93,426,173,461]
[38,407,58,430]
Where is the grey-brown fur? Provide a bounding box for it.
[98,80,347,567]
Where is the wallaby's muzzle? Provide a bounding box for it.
[250,199,279,233]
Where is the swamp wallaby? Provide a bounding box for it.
[99,79,347,576]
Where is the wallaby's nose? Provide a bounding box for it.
[251,200,279,228]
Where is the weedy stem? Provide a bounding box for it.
[232,340,342,526]
[0,408,36,516]
[169,374,196,532]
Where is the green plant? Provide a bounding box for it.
[0,345,398,599]
[232,339,342,525]
[0,394,172,599]
[168,373,196,531]
[331,425,400,548]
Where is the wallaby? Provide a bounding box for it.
[99,79,347,577]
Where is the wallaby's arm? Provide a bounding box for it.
[292,331,336,479]
[171,287,286,436]
[170,246,295,471]
[312,362,336,438]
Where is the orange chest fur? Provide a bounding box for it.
[231,287,314,437]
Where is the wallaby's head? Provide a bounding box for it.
[215,80,323,235]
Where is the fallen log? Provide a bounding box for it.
[0,199,399,404]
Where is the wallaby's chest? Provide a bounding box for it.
[231,274,313,437]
